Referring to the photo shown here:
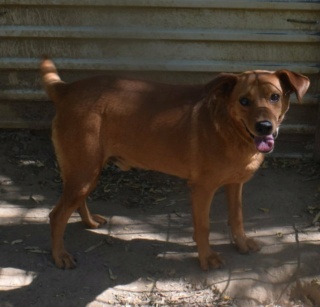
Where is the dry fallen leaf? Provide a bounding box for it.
[25,246,49,254]
[84,240,105,253]
[35,160,45,168]
[259,207,270,213]
[290,280,320,306]
[30,195,41,205]
[312,211,320,224]
[108,268,118,280]
[154,197,167,202]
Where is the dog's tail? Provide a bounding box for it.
[40,56,66,102]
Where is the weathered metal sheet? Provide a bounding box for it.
[0,1,319,158]
[1,0,320,10]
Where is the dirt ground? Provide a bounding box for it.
[0,130,319,307]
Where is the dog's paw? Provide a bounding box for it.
[83,214,107,229]
[91,214,107,228]
[199,251,224,271]
[53,250,77,269]
[235,236,261,254]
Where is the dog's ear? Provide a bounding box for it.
[275,70,310,103]
[205,73,238,97]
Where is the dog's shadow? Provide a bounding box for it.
[1,204,320,306]
[0,217,225,306]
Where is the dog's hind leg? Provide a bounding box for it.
[226,183,260,253]
[50,162,103,269]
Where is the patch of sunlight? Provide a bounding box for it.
[23,207,51,221]
[0,268,37,291]
[257,223,320,254]
[0,205,51,222]
[87,214,194,243]
[87,215,164,239]
[156,251,196,262]
[0,205,27,218]
[91,278,158,306]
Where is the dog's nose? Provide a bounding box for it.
[255,121,273,136]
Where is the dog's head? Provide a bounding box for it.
[205,70,310,153]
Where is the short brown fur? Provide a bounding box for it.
[40,58,310,270]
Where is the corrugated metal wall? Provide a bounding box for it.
[0,0,319,157]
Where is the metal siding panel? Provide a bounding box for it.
[1,0,320,10]
[2,26,320,43]
[0,2,319,157]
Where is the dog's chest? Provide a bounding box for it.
[231,154,263,181]
[209,153,264,185]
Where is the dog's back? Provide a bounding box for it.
[40,58,210,178]
[40,58,204,110]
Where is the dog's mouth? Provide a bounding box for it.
[243,122,278,154]
[253,134,275,153]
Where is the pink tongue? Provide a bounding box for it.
[254,135,274,153]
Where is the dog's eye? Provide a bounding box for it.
[270,94,280,103]
[239,97,250,106]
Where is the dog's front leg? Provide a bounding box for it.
[190,184,223,270]
[226,183,260,253]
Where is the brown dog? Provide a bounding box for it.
[40,58,309,270]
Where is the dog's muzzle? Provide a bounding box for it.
[243,120,279,154]
[253,121,278,154]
